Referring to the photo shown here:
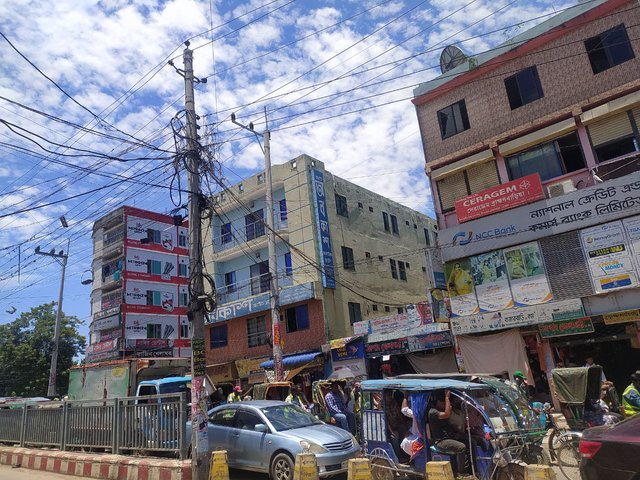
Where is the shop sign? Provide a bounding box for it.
[331,339,364,362]
[545,299,585,322]
[455,173,544,223]
[87,339,119,355]
[353,320,369,335]
[173,338,191,348]
[539,317,594,338]
[94,305,121,322]
[580,221,638,293]
[407,331,453,352]
[440,172,640,262]
[332,359,367,377]
[365,338,408,358]
[235,357,269,378]
[207,282,315,323]
[99,328,121,342]
[90,313,120,332]
[368,321,448,344]
[208,363,236,383]
[137,348,174,358]
[310,169,336,288]
[603,309,640,325]
[248,369,266,385]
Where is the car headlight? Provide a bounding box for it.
[300,440,328,454]
[349,433,359,446]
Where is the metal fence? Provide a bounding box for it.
[0,393,187,459]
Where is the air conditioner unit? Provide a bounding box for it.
[546,180,576,198]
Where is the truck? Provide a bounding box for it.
[67,358,191,400]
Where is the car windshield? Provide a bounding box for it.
[260,404,323,431]
[159,381,192,403]
[481,378,540,431]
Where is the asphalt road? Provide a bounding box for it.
[0,465,85,480]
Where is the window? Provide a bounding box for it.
[250,261,270,295]
[589,111,639,162]
[372,304,378,312]
[382,212,390,232]
[224,271,236,293]
[211,409,236,427]
[365,252,371,258]
[504,66,543,110]
[385,306,391,312]
[358,202,363,209]
[146,290,162,306]
[180,291,188,306]
[146,229,161,244]
[437,100,470,139]
[437,161,500,212]
[585,24,635,74]
[378,255,384,261]
[342,246,355,271]
[424,228,431,246]
[369,206,374,212]
[178,233,187,247]
[147,324,162,339]
[247,316,267,348]
[180,323,189,338]
[279,199,288,222]
[147,260,162,275]
[506,132,586,181]
[397,307,404,314]
[221,223,232,244]
[348,302,362,325]
[257,173,265,184]
[285,304,309,333]
[210,324,228,349]
[405,220,410,226]
[179,263,189,277]
[235,410,264,430]
[390,259,398,279]
[245,209,265,241]
[335,194,349,217]
[284,252,293,276]
[390,215,399,235]
[398,261,407,281]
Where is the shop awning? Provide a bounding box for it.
[260,351,321,369]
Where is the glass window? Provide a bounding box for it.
[146,229,161,244]
[342,246,355,271]
[437,100,470,139]
[210,324,228,349]
[335,194,349,217]
[147,260,162,275]
[179,263,189,277]
[585,24,635,74]
[284,252,293,276]
[147,324,162,339]
[506,132,585,181]
[382,212,390,232]
[424,228,431,246]
[594,137,638,162]
[285,304,309,333]
[221,223,232,244]
[504,66,544,110]
[178,234,187,247]
[211,408,236,427]
[390,215,399,235]
[260,404,320,431]
[279,199,288,222]
[245,209,265,241]
[398,261,407,281]
[180,323,189,338]
[348,302,362,325]
[250,261,270,295]
[235,410,264,430]
[224,271,236,292]
[247,316,267,348]
[390,259,398,279]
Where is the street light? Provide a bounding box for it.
[35,217,69,397]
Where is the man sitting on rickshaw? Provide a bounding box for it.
[325,382,356,434]
[428,390,470,476]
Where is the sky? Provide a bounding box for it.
[0,0,572,343]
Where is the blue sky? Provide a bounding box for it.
[0,0,570,342]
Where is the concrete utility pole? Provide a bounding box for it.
[231,110,284,382]
[173,42,208,480]
[35,240,69,397]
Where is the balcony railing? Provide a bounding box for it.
[216,275,293,304]
[215,217,288,253]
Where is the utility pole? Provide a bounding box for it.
[231,110,284,382]
[171,42,208,480]
[35,240,69,397]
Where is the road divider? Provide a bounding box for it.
[425,461,455,480]
[209,450,229,480]
[293,453,318,480]
[347,458,371,480]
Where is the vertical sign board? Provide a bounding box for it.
[310,169,336,288]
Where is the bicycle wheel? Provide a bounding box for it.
[556,439,581,480]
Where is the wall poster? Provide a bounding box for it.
[504,242,553,306]
[470,251,513,312]
[445,259,479,317]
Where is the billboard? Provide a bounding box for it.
[503,242,553,306]
[445,258,479,316]
[470,251,513,312]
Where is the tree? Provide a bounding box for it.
[0,302,86,397]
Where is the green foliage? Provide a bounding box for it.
[0,302,86,397]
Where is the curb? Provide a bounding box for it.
[0,447,191,480]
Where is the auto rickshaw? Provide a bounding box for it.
[245,381,292,401]
[361,378,544,480]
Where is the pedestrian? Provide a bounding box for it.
[584,355,607,383]
[227,385,243,403]
[622,370,640,417]
[325,382,355,433]
[513,370,535,400]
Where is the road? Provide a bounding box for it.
[0,465,84,480]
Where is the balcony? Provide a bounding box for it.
[216,274,294,305]
[214,217,289,257]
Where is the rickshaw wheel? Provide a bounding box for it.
[371,457,395,480]
[495,463,525,480]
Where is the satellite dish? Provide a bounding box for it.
[440,45,467,74]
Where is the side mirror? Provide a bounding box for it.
[254,424,268,433]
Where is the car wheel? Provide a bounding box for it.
[270,452,294,480]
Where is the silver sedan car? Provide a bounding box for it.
[190,400,360,479]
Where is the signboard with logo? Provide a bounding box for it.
[455,173,544,223]
[580,221,638,293]
[470,250,513,312]
[365,338,408,358]
[331,339,364,362]
[126,247,184,282]
[407,330,453,352]
[207,282,315,323]
[86,339,120,362]
[90,313,121,332]
[126,215,177,251]
[539,317,594,338]
[440,172,640,262]
[603,309,640,325]
[504,242,553,306]
[310,169,336,288]
[444,259,479,316]
[124,313,179,340]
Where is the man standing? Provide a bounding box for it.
[513,371,535,400]
[622,371,640,417]
[428,390,469,475]
[325,382,355,433]
[227,385,243,403]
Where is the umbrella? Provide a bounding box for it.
[328,367,357,380]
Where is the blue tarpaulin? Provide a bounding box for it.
[260,351,321,369]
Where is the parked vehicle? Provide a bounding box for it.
[579,413,640,480]
[187,400,359,479]
[360,378,547,480]
[245,381,292,401]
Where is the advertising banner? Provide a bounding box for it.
[603,309,640,325]
[407,330,453,352]
[126,215,176,251]
[470,251,513,312]
[539,317,594,338]
[623,215,640,271]
[124,313,179,340]
[580,221,638,293]
[331,339,364,363]
[310,169,336,288]
[365,338,408,358]
[440,172,640,261]
[445,259,479,316]
[90,313,121,332]
[455,173,544,223]
[504,242,553,306]
[430,288,452,323]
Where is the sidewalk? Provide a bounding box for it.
[0,446,191,480]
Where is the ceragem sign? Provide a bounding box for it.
[455,173,544,223]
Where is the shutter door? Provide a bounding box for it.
[467,161,500,194]
[588,112,633,146]
[539,231,593,300]
[438,171,467,211]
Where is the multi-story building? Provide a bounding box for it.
[413,0,640,392]
[202,154,438,385]
[86,206,192,362]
